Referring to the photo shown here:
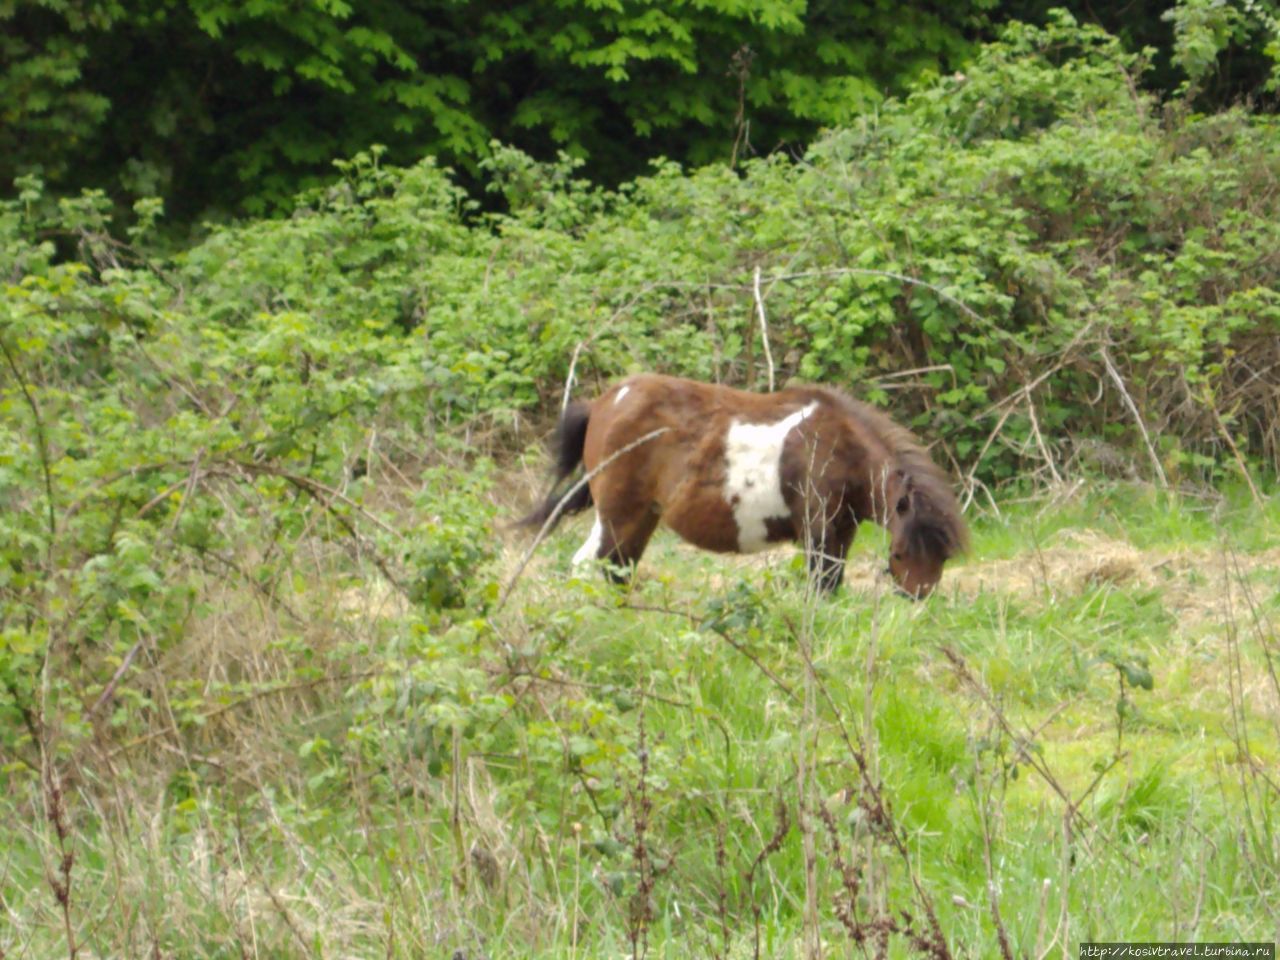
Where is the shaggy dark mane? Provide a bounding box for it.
[811,386,970,561]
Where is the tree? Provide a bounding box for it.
[4,1,1278,222]
[3,0,998,218]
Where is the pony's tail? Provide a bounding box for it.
[514,401,593,532]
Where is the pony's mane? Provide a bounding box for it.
[810,386,970,560]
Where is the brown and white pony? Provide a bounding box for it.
[518,374,968,598]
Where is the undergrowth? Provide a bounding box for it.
[2,483,1278,957]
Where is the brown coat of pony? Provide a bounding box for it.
[519,374,968,598]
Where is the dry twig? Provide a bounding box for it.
[1100,345,1168,489]
[752,266,776,393]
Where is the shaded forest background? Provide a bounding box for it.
[5,0,1280,221]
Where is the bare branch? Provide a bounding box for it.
[752,266,776,393]
[1100,345,1168,489]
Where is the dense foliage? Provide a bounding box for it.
[0,0,989,218]
[6,0,1280,219]
[4,5,1279,754]
[4,12,1280,955]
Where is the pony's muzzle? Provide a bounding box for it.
[883,566,925,601]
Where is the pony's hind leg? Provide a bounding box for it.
[572,508,659,585]
[571,514,605,569]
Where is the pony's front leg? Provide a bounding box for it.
[804,520,856,594]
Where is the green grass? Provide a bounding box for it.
[3,484,1279,957]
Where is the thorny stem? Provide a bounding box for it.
[972,742,1015,960]
[746,791,791,960]
[0,336,57,554]
[42,761,77,959]
[628,701,654,960]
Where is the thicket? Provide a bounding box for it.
[3,12,1280,955]
[0,0,993,218]
[5,7,1280,715]
[6,0,1280,218]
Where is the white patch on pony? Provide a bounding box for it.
[613,386,631,405]
[572,514,603,568]
[723,402,817,552]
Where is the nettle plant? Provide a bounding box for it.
[0,174,500,767]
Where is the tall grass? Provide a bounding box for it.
[2,483,1279,957]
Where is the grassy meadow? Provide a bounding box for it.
[5,14,1280,957]
[3,477,1278,958]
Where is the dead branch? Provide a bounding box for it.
[1099,345,1168,489]
[752,266,776,393]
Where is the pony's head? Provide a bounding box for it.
[814,388,971,599]
[883,467,968,599]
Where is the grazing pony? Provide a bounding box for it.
[518,374,968,598]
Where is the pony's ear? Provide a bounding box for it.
[894,473,915,516]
